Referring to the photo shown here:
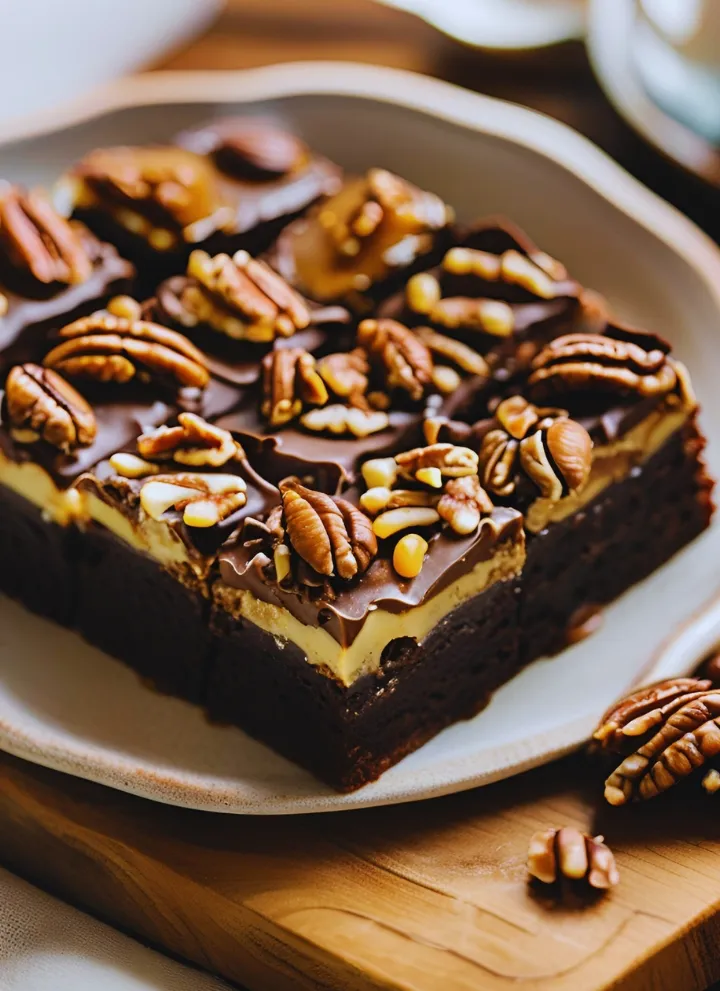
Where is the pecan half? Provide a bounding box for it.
[437,475,494,535]
[395,443,479,482]
[479,396,592,501]
[0,185,92,285]
[426,297,515,338]
[213,124,307,180]
[183,249,311,341]
[357,318,433,401]
[44,314,209,390]
[280,478,376,580]
[592,678,713,756]
[443,246,563,300]
[139,472,247,528]
[527,828,619,890]
[76,146,226,242]
[5,362,96,452]
[261,348,328,427]
[137,413,244,467]
[602,688,720,805]
[529,332,678,400]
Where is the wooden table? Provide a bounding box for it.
[3,3,720,989]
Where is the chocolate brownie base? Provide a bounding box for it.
[519,420,714,663]
[0,486,76,624]
[207,577,520,791]
[74,525,214,704]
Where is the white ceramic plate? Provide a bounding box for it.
[376,0,586,50]
[1,63,719,815]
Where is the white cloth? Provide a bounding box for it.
[0,867,231,991]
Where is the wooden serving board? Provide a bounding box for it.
[1,749,720,991]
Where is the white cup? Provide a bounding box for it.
[636,0,720,141]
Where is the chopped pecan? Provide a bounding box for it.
[280,478,376,580]
[357,318,433,401]
[300,404,389,438]
[414,326,489,378]
[529,332,678,400]
[600,686,720,805]
[396,442,479,482]
[317,349,369,400]
[184,249,310,341]
[0,185,92,285]
[212,124,307,180]
[76,146,227,241]
[527,828,619,890]
[427,297,515,338]
[139,472,247,528]
[437,475,494,535]
[443,246,562,299]
[5,362,96,452]
[137,413,244,467]
[592,678,713,756]
[261,348,328,427]
[43,314,209,390]
[479,396,592,501]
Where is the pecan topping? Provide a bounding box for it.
[414,326,489,378]
[329,169,450,260]
[317,349,369,401]
[300,404,389,439]
[479,396,592,501]
[529,332,679,400]
[443,246,564,299]
[137,413,244,468]
[357,319,433,401]
[183,249,311,342]
[396,443,479,484]
[437,475,494,535]
[261,348,328,427]
[43,314,209,390]
[5,362,96,452]
[598,684,720,805]
[527,828,619,890]
[139,472,247,528]
[212,124,307,180]
[76,146,226,242]
[0,185,92,285]
[280,478,376,580]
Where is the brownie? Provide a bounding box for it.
[60,118,341,295]
[0,162,713,795]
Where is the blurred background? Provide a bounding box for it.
[4,0,719,242]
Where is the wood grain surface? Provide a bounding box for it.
[1,3,720,990]
[1,749,720,991]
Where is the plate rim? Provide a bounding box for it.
[0,61,719,813]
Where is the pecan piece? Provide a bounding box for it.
[602,687,720,805]
[317,348,369,400]
[357,318,433,401]
[396,442,479,482]
[0,185,92,285]
[184,249,310,341]
[5,362,96,452]
[280,478,376,580]
[414,326,489,378]
[428,297,515,338]
[139,472,247,528]
[44,314,209,390]
[528,828,619,890]
[300,404,389,438]
[137,413,244,468]
[529,332,678,400]
[443,246,562,299]
[261,348,328,427]
[437,475,494,535]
